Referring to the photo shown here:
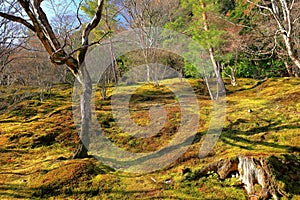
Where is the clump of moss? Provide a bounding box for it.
[30,159,111,198]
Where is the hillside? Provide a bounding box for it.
[0,78,299,199]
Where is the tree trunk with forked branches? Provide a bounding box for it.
[0,0,106,158]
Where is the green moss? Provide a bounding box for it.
[0,78,299,199]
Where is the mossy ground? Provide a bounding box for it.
[0,78,299,199]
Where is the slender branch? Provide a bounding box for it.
[59,0,84,50]
[49,31,109,67]
[247,0,286,35]
[17,0,56,54]
[293,17,300,24]
[33,0,61,50]
[243,28,279,58]
[74,0,84,30]
[216,15,253,29]
[82,0,105,46]
[247,0,272,12]
[290,0,295,10]
[79,0,105,64]
[66,0,84,48]
[0,12,35,31]
[70,31,110,57]
[279,0,292,36]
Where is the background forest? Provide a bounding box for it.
[1,0,300,88]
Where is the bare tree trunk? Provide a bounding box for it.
[224,66,238,86]
[200,0,225,100]
[100,74,107,100]
[223,56,238,86]
[230,73,237,86]
[153,63,159,86]
[282,34,300,71]
[108,38,119,85]
[0,0,105,159]
[105,12,119,85]
[146,65,150,82]
[204,74,215,100]
[284,61,294,77]
[209,49,225,99]
[73,64,92,159]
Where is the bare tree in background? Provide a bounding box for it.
[0,0,106,158]
[117,0,179,85]
[247,0,300,76]
[0,4,30,85]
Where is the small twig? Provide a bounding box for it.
[68,31,110,56]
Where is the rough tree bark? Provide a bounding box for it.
[0,0,105,158]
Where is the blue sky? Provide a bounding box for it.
[40,0,128,31]
[41,0,86,21]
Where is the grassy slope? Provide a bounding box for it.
[0,78,299,199]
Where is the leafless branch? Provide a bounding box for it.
[50,31,110,65]
[33,0,61,50]
[70,31,110,57]
[216,15,253,29]
[247,0,283,30]
[79,0,105,64]
[61,0,84,50]
[293,17,300,24]
[0,11,35,31]
[290,0,295,10]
